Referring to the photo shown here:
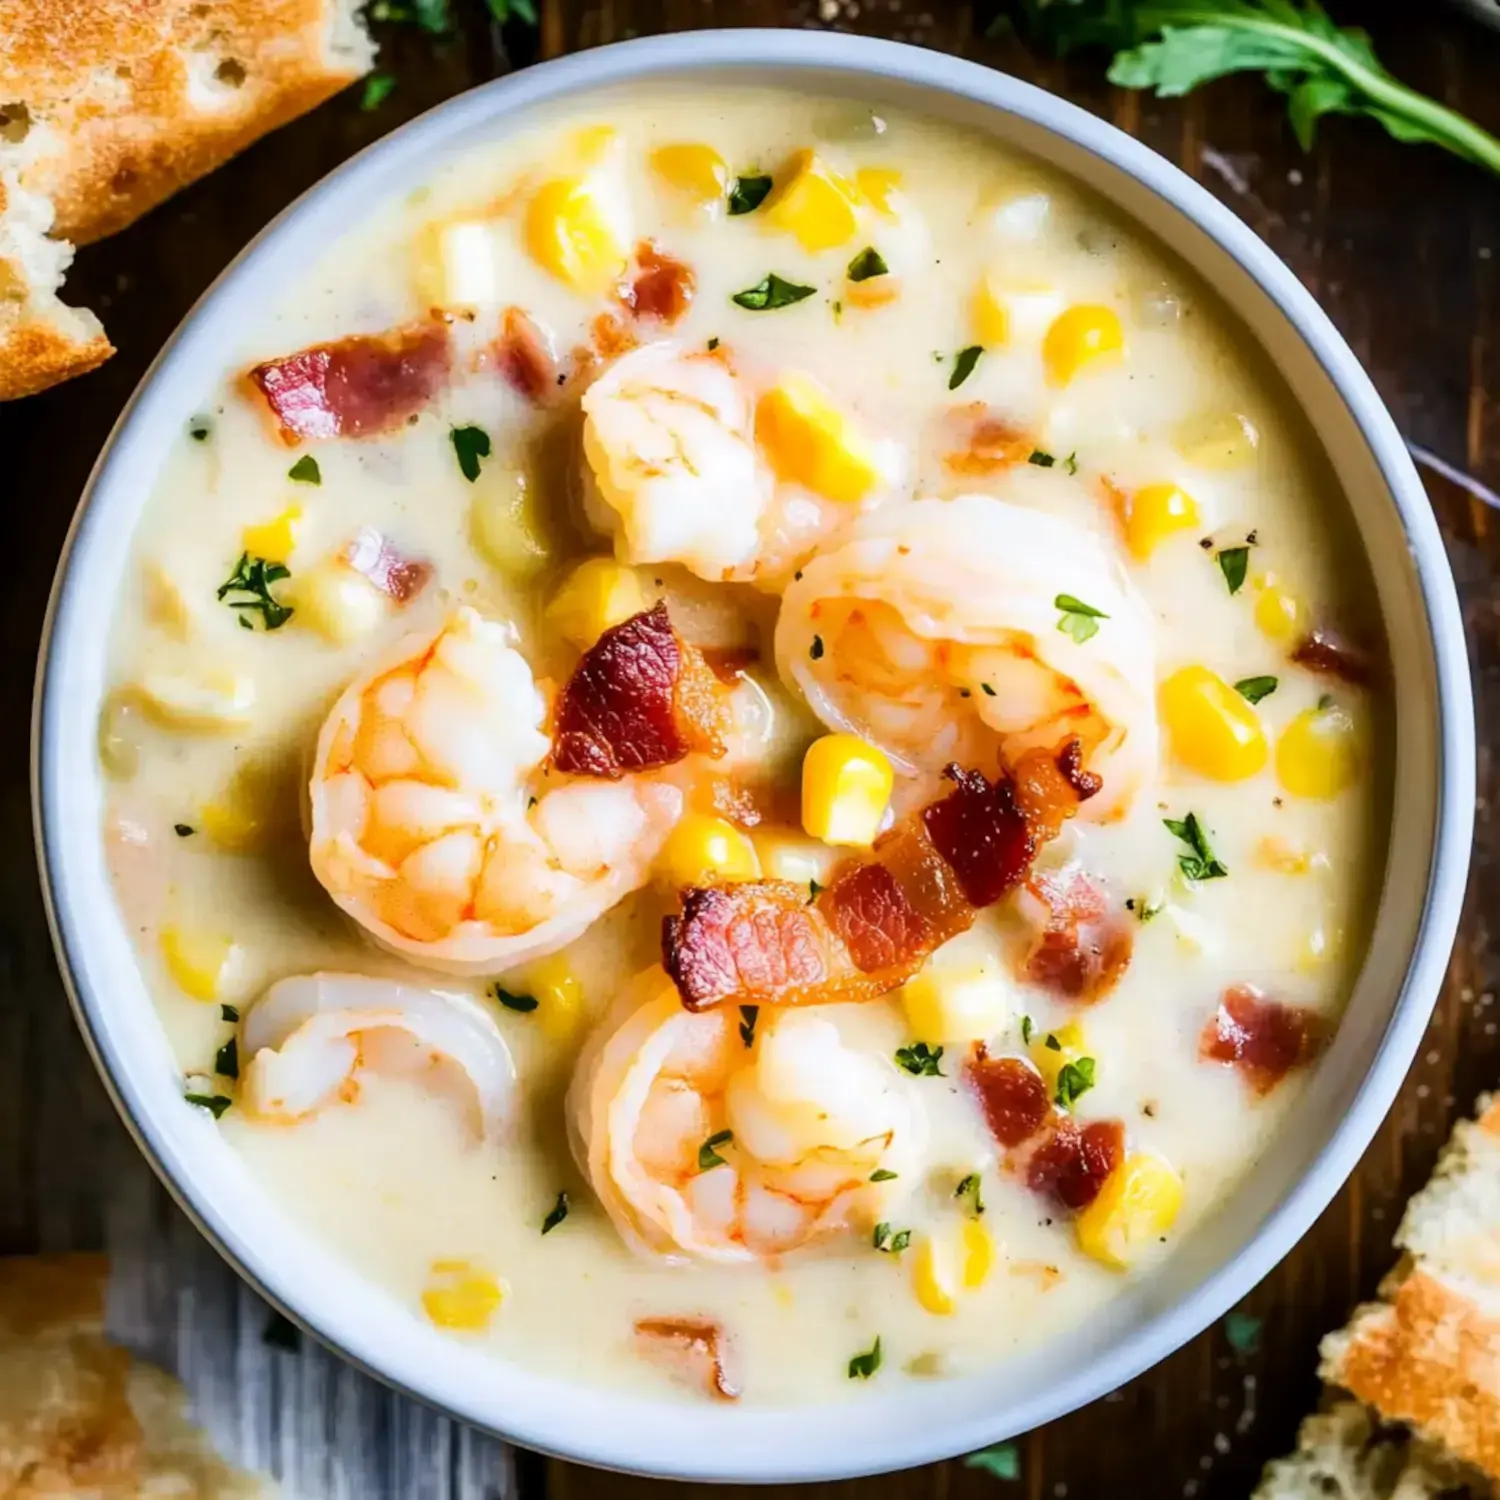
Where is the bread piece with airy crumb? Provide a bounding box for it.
[1253,1400,1493,1500]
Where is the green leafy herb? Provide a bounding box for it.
[1133,896,1164,923]
[189,418,212,442]
[217,553,293,631]
[738,1005,759,1048]
[732,273,816,310]
[541,1191,569,1235]
[185,1092,231,1119]
[215,1038,239,1080]
[832,299,843,322]
[698,1129,734,1171]
[981,682,997,697]
[174,824,195,837]
[1064,451,1079,475]
[727,175,774,215]
[361,72,397,111]
[1223,1308,1263,1356]
[949,345,983,390]
[1055,592,1108,644]
[955,1173,985,1217]
[895,1042,945,1077]
[492,985,538,1013]
[1235,674,1279,704]
[287,455,321,485]
[808,878,825,903]
[483,0,539,23]
[1028,449,1056,468]
[872,1222,912,1254]
[1020,1015,1033,1045]
[1318,692,1335,711]
[965,1443,1021,1481]
[870,1168,898,1182]
[1054,1056,1097,1109]
[1013,0,1500,177]
[450,424,491,482]
[810,635,825,661]
[847,1336,882,1380]
[220,1004,239,1023]
[1044,1032,1063,1052]
[1164,812,1229,881]
[707,336,720,351]
[262,1310,301,1352]
[1217,545,1250,595]
[847,246,889,282]
[369,0,452,32]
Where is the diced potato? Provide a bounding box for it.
[854,167,901,218]
[755,374,880,504]
[661,814,762,886]
[801,733,894,848]
[518,955,586,1042]
[414,219,502,310]
[470,469,555,582]
[988,190,1051,241]
[144,563,193,640]
[1276,703,1360,799]
[136,670,256,732]
[961,1219,996,1289]
[1252,572,1307,644]
[1075,1154,1184,1269]
[242,507,302,565]
[421,1259,506,1332]
[901,965,1010,1045]
[1030,1020,1086,1096]
[1123,483,1201,560]
[290,563,385,646]
[911,1233,959,1317]
[1159,665,1269,781]
[651,144,729,206]
[524,176,627,295]
[1175,410,1259,470]
[753,829,837,886]
[545,558,646,649]
[764,149,861,252]
[1043,304,1124,386]
[160,926,239,1002]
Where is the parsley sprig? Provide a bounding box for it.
[1164,812,1229,881]
[217,553,293,631]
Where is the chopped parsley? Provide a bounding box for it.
[1064,451,1079,475]
[846,246,889,282]
[955,1173,985,1217]
[980,682,996,697]
[450,424,492,482]
[361,71,397,111]
[1028,449,1056,468]
[706,336,720,351]
[1132,896,1164,923]
[1164,812,1229,882]
[847,1336,882,1380]
[220,1004,240,1023]
[727,174,774,215]
[698,1129,734,1171]
[965,1444,1020,1481]
[732,273,815,311]
[185,1091,231,1119]
[1054,1056,1097,1109]
[809,634,825,660]
[738,1005,759,1049]
[872,1222,911,1254]
[808,878,825,903]
[173,824,195,837]
[217,553,293,631]
[949,345,983,390]
[287,455,321,485]
[870,1168,898,1182]
[1044,1032,1063,1052]
[541,1191,569,1235]
[1234,675,1279,705]
[188,418,212,442]
[1318,692,1336,711]
[492,985,538,1013]
[1055,592,1108,644]
[214,1038,239,1080]
[894,1042,944,1077]
[1217,545,1251,595]
[1020,1015,1033,1045]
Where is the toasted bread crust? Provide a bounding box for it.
[0,309,115,399]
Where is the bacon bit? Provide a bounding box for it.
[246,320,450,444]
[700,644,760,683]
[1291,627,1377,687]
[496,306,556,402]
[619,241,695,325]
[634,1317,739,1401]
[344,527,432,604]
[592,312,638,361]
[1027,1119,1125,1210]
[552,603,729,778]
[922,764,1038,908]
[1201,984,1323,1095]
[1053,739,1103,803]
[943,405,1035,476]
[966,1047,1051,1147]
[1018,867,1133,1003]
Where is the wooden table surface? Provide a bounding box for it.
[4,3,1499,1496]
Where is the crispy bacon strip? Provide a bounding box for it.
[967,1049,1051,1148]
[1017,867,1133,1003]
[619,242,695,325]
[1291,627,1377,687]
[1201,984,1324,1095]
[662,743,1092,1012]
[634,1317,739,1400]
[497,306,556,402]
[552,603,729,778]
[246,320,451,444]
[344,527,432,605]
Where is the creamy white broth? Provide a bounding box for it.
[100,85,1387,1406]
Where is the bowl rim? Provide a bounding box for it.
[32,29,1475,1483]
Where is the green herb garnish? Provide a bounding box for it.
[217,553,293,631]
[707,336,720,351]
[847,1336,882,1380]
[450,424,491,482]
[287,455,321,485]
[215,1038,239,1080]
[1028,449,1056,468]
[1064,451,1079,475]
[541,1191,569,1235]
[1134,896,1164,923]
[360,72,397,111]
[185,1092,231,1119]
[955,1173,985,1217]
[847,247,889,282]
[949,345,983,390]
[482,0,539,23]
[1217,545,1250,595]
[1020,1015,1033,1045]
[870,1168,898,1182]
[980,682,996,697]
[698,1129,734,1171]
[872,1222,912,1254]
[1234,675,1278,704]
[1054,1056,1097,1109]
[895,1042,944,1078]
[1055,592,1108,644]
[220,1004,239,1023]
[810,634,825,660]
[727,175,774,215]
[1044,1032,1063,1052]
[174,824,195,838]
[1164,812,1229,881]
[189,418,212,442]
[732,273,816,310]
[965,1443,1020,1480]
[738,1005,759,1048]
[492,985,538,1013]
[808,878,825,903]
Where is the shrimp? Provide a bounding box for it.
[775,493,1158,820]
[568,969,922,1264]
[309,607,682,975]
[240,972,515,1139]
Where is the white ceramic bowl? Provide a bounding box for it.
[33,31,1475,1483]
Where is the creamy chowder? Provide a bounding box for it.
[98,84,1388,1407]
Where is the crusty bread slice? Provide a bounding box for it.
[1320,1098,1500,1482]
[1253,1401,1493,1500]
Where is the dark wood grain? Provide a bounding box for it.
[2,4,1497,1497]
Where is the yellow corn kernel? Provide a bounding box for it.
[661,814,762,887]
[961,1219,996,1290]
[755,374,880,504]
[971,273,1011,348]
[764,150,860,252]
[1252,573,1307,644]
[1175,410,1259,470]
[801,734,894,848]
[855,167,902,217]
[1276,703,1360,800]
[1075,1154,1184,1269]
[524,177,626,295]
[1030,1020,1087,1095]
[545,557,646,649]
[752,830,835,886]
[136,671,256,732]
[1043,304,1124,386]
[144,563,193,640]
[1159,665,1269,781]
[651,144,729,205]
[242,507,302,565]
[1124,483,1201,560]
[421,1260,505,1332]
[901,966,1010,1045]
[290,564,385,646]
[160,927,239,1002]
[911,1234,959,1317]
[470,470,554,582]
[568,125,617,166]
[521,955,586,1042]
